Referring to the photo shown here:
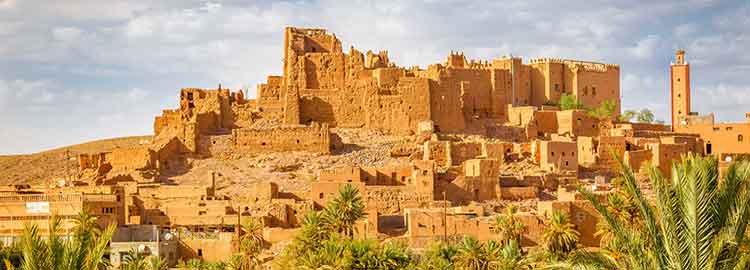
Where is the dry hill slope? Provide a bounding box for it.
[0,136,152,185]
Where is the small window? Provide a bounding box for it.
[551,152,555,156]
[197,249,203,257]
[319,193,324,199]
[739,135,744,142]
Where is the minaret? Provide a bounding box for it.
[671,49,690,130]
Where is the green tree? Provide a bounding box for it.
[416,241,457,270]
[559,94,584,110]
[490,240,529,270]
[619,110,638,122]
[323,184,365,238]
[121,248,147,270]
[145,255,167,270]
[580,154,750,270]
[17,215,115,270]
[238,220,264,269]
[492,205,526,246]
[455,237,487,270]
[541,211,580,257]
[636,109,655,123]
[587,99,618,120]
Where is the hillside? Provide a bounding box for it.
[0,136,152,185]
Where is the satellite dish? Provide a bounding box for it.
[162,232,174,241]
[725,156,733,162]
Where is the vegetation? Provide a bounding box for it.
[587,100,618,120]
[558,94,619,120]
[580,154,750,270]
[16,213,115,270]
[491,205,525,246]
[620,109,656,123]
[559,94,584,110]
[5,155,750,270]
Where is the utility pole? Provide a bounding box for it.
[443,191,447,242]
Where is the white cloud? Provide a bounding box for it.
[124,88,149,103]
[629,35,660,60]
[0,0,15,10]
[1,0,749,153]
[52,27,83,42]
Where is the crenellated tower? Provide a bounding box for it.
[671,49,690,129]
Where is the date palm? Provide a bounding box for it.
[323,184,365,238]
[492,205,526,246]
[580,154,750,270]
[18,215,115,270]
[237,220,264,269]
[455,237,489,270]
[121,248,146,270]
[542,211,579,257]
[146,255,167,270]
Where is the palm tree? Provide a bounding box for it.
[372,241,412,269]
[17,215,115,270]
[323,184,365,238]
[489,240,530,270]
[145,255,167,270]
[580,154,750,270]
[416,241,457,270]
[121,248,147,270]
[541,211,579,257]
[0,242,19,270]
[237,219,264,269]
[296,211,330,251]
[492,205,525,246]
[455,237,488,270]
[72,210,102,238]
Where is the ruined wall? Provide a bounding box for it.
[232,123,330,155]
[539,140,578,172]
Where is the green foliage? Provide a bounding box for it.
[559,94,584,110]
[415,241,457,270]
[620,109,656,123]
[0,243,20,270]
[17,213,116,270]
[635,109,655,123]
[121,248,146,270]
[587,99,618,120]
[541,211,580,257]
[145,255,168,270]
[323,184,366,238]
[579,153,750,270]
[619,110,638,122]
[492,205,526,246]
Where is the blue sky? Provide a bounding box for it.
[0,0,748,154]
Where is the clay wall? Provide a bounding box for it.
[539,140,578,172]
[624,149,652,172]
[178,232,234,262]
[646,142,690,176]
[404,207,497,247]
[568,62,621,113]
[500,186,539,200]
[556,110,599,137]
[676,123,750,157]
[449,142,484,166]
[108,146,157,171]
[232,123,330,154]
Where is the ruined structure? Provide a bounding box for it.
[9,28,750,268]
